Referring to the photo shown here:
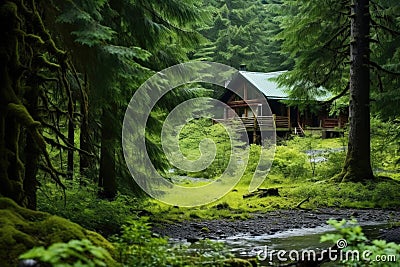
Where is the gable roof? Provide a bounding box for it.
[238,70,288,99]
[227,70,331,102]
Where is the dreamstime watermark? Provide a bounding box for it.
[122,61,276,207]
[254,238,397,264]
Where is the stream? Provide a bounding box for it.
[154,209,400,266]
[173,222,389,266]
[218,222,386,265]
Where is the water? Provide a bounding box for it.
[216,222,387,266]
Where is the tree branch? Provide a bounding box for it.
[369,60,400,76]
[322,82,350,104]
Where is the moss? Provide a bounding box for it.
[6,103,40,128]
[222,258,253,267]
[0,197,119,267]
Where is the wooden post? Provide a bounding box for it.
[273,114,276,128]
[253,105,258,144]
[287,106,291,130]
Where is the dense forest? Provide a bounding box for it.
[1,0,400,266]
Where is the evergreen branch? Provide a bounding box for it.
[314,59,343,88]
[370,18,400,36]
[322,82,349,104]
[370,0,385,12]
[143,5,197,37]
[322,24,348,49]
[43,136,94,157]
[369,60,400,76]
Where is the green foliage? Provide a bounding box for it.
[173,118,244,179]
[370,117,400,175]
[318,151,346,179]
[19,239,112,267]
[37,181,139,237]
[112,218,233,266]
[289,180,400,208]
[0,198,117,267]
[321,219,400,266]
[270,146,309,179]
[274,0,400,118]
[111,218,172,266]
[197,0,289,72]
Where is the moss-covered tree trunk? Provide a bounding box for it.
[338,0,374,182]
[0,1,31,207]
[0,0,70,208]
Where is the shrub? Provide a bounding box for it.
[37,180,139,237]
[271,146,309,179]
[19,239,113,267]
[318,151,346,179]
[111,218,234,266]
[321,219,400,266]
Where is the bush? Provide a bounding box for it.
[19,239,113,267]
[271,146,309,179]
[37,181,139,237]
[318,151,346,179]
[112,218,234,267]
[321,219,400,266]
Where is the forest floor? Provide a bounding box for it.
[152,208,400,241]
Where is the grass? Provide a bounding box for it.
[147,134,400,223]
[38,118,400,226]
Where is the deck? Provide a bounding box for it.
[213,115,290,132]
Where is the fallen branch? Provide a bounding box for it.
[295,196,310,209]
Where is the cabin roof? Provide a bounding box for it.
[238,70,288,99]
[227,70,331,101]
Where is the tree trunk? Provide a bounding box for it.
[80,74,92,177]
[98,108,117,199]
[67,115,74,180]
[338,0,374,182]
[24,134,40,210]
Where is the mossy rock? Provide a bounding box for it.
[0,197,119,267]
[223,258,254,267]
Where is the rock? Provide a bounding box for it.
[186,236,200,243]
[222,258,253,267]
[0,197,118,267]
[351,211,359,217]
[379,227,400,243]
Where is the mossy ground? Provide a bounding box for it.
[0,197,118,267]
[148,136,400,222]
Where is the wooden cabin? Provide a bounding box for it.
[214,70,347,142]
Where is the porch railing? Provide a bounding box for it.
[322,118,341,128]
[214,115,290,130]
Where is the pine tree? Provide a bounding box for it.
[274,0,400,182]
[55,0,207,199]
[198,0,286,71]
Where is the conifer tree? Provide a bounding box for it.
[274,0,400,182]
[55,0,207,199]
